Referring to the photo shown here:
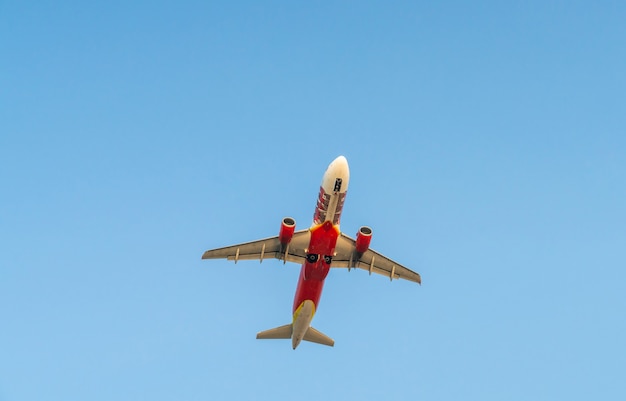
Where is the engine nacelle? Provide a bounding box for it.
[279,217,296,245]
[355,226,373,254]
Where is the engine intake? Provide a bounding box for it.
[355,226,372,254]
[279,217,296,245]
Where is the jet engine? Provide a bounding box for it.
[279,217,296,245]
[355,226,372,254]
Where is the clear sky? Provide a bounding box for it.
[1,1,625,400]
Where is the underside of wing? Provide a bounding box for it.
[332,233,421,284]
[201,230,310,265]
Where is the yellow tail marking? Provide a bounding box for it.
[292,300,316,324]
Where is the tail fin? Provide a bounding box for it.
[256,324,335,347]
[256,324,292,340]
[303,326,334,347]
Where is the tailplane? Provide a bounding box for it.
[256,324,292,340]
[303,326,334,347]
[256,324,334,347]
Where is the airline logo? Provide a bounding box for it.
[313,186,347,225]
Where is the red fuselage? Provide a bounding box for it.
[291,152,349,322]
[292,220,340,313]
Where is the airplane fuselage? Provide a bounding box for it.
[290,156,349,349]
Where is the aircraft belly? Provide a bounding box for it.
[293,267,325,311]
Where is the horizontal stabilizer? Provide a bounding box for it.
[303,326,334,347]
[256,324,292,340]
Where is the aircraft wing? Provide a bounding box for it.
[332,233,421,284]
[201,230,311,264]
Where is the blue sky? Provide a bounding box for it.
[1,1,625,400]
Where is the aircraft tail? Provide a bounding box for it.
[256,324,292,339]
[303,326,334,347]
[256,324,334,347]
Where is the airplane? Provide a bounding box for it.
[202,156,421,349]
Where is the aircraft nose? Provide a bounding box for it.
[323,155,350,193]
[330,155,348,171]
